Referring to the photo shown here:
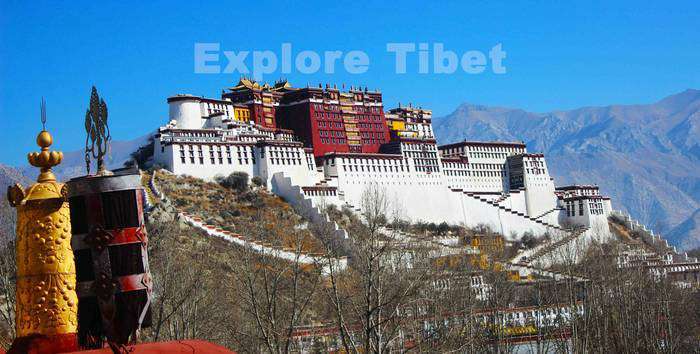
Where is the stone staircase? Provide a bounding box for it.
[532,207,564,221]
[507,262,587,282]
[140,171,157,208]
[610,211,698,263]
[492,193,510,205]
[526,227,589,264]
[146,169,349,273]
[492,188,525,205]
[178,211,347,273]
[464,192,564,232]
[271,172,350,244]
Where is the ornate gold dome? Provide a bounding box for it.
[27,130,63,183]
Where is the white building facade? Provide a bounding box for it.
[153,91,615,240]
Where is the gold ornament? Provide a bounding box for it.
[9,128,78,337]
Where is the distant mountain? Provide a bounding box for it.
[0,163,32,190]
[433,89,700,250]
[667,209,700,250]
[0,164,32,242]
[19,133,153,182]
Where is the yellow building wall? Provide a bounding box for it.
[389,120,405,131]
[234,107,251,122]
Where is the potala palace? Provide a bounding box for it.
[153,79,613,241]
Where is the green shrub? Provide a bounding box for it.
[217,172,249,192]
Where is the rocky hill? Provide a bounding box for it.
[433,89,700,250]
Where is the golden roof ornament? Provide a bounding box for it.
[6,99,79,353]
[84,86,112,176]
[26,98,64,184]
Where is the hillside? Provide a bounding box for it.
[432,89,700,250]
[152,171,325,253]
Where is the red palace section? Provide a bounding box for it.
[223,79,391,158]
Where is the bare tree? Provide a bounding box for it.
[227,213,324,354]
[539,224,700,353]
[317,185,431,353]
[142,216,233,346]
[0,203,16,348]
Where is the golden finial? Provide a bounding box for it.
[27,99,63,183]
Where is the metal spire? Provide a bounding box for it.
[40,97,47,131]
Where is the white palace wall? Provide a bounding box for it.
[522,156,558,218]
[502,190,528,215]
[256,144,316,188]
[315,155,556,239]
[169,98,205,129]
[154,94,619,243]
[156,136,569,240]
[154,140,257,181]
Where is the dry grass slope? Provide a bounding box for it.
[154,172,325,253]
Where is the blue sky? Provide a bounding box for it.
[1,0,699,166]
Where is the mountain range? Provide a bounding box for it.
[433,89,700,250]
[17,133,152,182]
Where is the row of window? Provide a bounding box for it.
[179,147,304,166]
[319,130,345,138]
[178,144,253,154]
[357,114,382,122]
[444,170,506,177]
[361,139,381,145]
[318,121,343,128]
[320,138,346,145]
[270,158,303,166]
[314,111,342,119]
[403,151,438,159]
[401,143,438,152]
[415,166,439,173]
[355,106,381,113]
[440,145,524,157]
[467,145,525,153]
[589,201,605,215]
[312,103,338,111]
[342,164,406,173]
[326,157,405,166]
[268,150,301,159]
[470,152,512,159]
[260,146,303,159]
[180,155,255,166]
[358,122,384,129]
[566,200,586,217]
[526,168,546,175]
[524,160,543,167]
[361,131,383,138]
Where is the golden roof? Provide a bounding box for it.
[229,78,295,92]
[229,77,262,91]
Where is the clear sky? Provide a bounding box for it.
[1,0,699,166]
